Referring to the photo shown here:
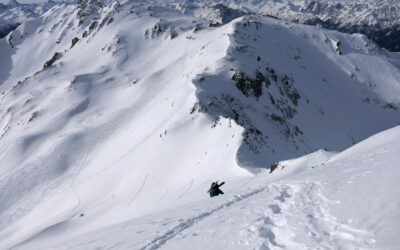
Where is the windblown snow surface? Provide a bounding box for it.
[0,1,399,249]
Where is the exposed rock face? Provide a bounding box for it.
[198,4,246,25]
[77,0,103,25]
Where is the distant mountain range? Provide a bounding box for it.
[153,0,400,51]
[0,0,74,38]
[1,0,400,51]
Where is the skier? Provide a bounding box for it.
[207,181,225,197]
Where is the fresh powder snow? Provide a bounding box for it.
[0,0,399,249]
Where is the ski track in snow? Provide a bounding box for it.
[253,182,373,250]
[138,185,270,250]
[136,180,372,250]
[12,127,400,250]
[176,179,194,200]
[128,175,149,206]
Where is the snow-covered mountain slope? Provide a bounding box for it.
[0,0,74,39]
[0,0,399,248]
[14,125,400,249]
[154,0,400,51]
[192,15,400,168]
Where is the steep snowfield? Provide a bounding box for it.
[14,126,400,249]
[0,0,399,249]
[191,15,400,168]
[0,2,253,248]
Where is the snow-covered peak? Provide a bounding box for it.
[179,3,247,25]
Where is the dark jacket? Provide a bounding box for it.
[208,182,224,197]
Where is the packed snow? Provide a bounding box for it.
[0,0,399,249]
